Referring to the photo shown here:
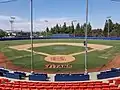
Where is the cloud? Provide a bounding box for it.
[0,15,86,32]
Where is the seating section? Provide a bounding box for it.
[0,68,27,80]
[4,73,20,79]
[0,68,48,81]
[1,68,120,82]
[0,78,120,90]
[51,34,70,38]
[0,69,9,75]
[108,79,120,85]
[29,73,48,81]
[1,68,120,90]
[14,71,26,77]
[55,74,89,81]
[97,68,120,79]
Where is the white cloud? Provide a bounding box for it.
[0,15,85,32]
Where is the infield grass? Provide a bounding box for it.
[31,45,86,55]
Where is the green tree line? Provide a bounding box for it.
[41,19,120,37]
[1,19,120,37]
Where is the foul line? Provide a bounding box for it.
[25,49,50,56]
[69,49,96,56]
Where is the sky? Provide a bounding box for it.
[0,0,120,31]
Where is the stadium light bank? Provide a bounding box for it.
[0,0,34,73]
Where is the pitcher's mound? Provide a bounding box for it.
[45,55,75,63]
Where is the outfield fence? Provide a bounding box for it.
[0,36,120,41]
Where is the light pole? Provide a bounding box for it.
[44,20,48,37]
[106,16,111,37]
[0,0,17,70]
[71,20,77,37]
[85,0,88,73]
[30,0,34,73]
[9,16,15,31]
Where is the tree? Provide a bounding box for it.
[103,20,108,37]
[0,29,6,38]
[69,22,74,34]
[103,19,114,37]
[55,24,60,33]
[64,26,69,34]
[111,23,120,37]
[46,27,49,33]
[40,31,46,36]
[80,23,87,37]
[75,23,81,36]
[45,27,53,36]
[62,22,67,33]
[87,23,92,36]
[35,31,41,36]
[91,29,103,37]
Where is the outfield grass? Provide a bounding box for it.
[0,39,120,73]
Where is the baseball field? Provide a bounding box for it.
[0,39,120,73]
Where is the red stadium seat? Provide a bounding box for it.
[0,77,120,90]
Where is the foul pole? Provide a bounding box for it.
[85,0,88,73]
[30,0,34,73]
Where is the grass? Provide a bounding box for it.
[31,45,86,55]
[0,39,120,73]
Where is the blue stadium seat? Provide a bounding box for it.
[29,74,48,81]
[0,69,9,75]
[5,73,20,79]
[14,71,26,79]
[51,34,70,38]
[97,70,120,79]
[55,74,89,81]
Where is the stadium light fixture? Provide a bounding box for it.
[71,20,77,37]
[85,0,88,74]
[9,16,15,31]
[106,16,111,37]
[44,20,49,37]
[1,0,34,73]
[0,0,18,69]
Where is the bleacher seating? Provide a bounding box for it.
[0,68,120,90]
[55,74,89,81]
[14,71,26,79]
[0,69,9,75]
[0,78,120,90]
[4,73,20,79]
[29,73,48,81]
[50,34,70,38]
[97,68,120,79]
